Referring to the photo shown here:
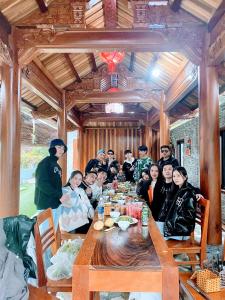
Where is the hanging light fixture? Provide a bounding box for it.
[99,51,125,73]
[105,103,124,114]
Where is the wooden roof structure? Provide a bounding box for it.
[0,0,224,129]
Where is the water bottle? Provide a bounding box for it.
[141,205,149,226]
[98,196,104,221]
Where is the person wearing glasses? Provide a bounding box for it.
[34,139,69,229]
[157,145,179,170]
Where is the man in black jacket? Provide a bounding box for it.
[34,138,68,228]
[157,145,179,169]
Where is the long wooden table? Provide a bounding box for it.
[72,216,179,299]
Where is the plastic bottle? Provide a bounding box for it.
[98,196,105,221]
[141,205,149,226]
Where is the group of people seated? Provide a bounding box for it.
[34,139,203,241]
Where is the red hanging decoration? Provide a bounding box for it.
[99,51,125,73]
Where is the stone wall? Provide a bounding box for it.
[170,100,225,221]
[171,117,200,187]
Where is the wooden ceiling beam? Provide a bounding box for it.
[82,112,146,119]
[129,52,135,72]
[17,29,199,53]
[83,116,144,125]
[165,61,198,111]
[0,11,11,46]
[64,54,82,83]
[35,0,48,13]
[103,0,117,29]
[169,0,182,12]
[33,57,62,91]
[67,113,82,128]
[22,61,62,112]
[208,0,225,32]
[66,90,161,109]
[89,53,97,72]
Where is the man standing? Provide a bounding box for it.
[133,145,153,182]
[34,138,68,228]
[157,145,179,169]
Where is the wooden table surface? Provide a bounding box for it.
[72,216,179,300]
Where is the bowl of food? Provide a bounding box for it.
[110,211,120,219]
[117,199,125,205]
[118,220,130,231]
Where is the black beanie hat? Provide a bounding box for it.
[49,139,67,154]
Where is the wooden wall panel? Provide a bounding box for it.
[79,127,144,172]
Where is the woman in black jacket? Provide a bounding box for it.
[159,166,197,240]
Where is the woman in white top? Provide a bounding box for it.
[59,170,94,234]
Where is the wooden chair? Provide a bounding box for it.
[34,208,72,293]
[166,198,210,268]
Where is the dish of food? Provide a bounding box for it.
[115,215,138,225]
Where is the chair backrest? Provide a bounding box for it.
[194,198,209,249]
[34,208,58,287]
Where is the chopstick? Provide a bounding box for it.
[104,226,116,232]
[187,279,211,300]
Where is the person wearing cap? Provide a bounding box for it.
[34,138,68,228]
[133,145,153,182]
[85,149,108,173]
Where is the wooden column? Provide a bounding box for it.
[73,127,83,171]
[57,90,67,185]
[160,92,170,148]
[0,58,21,217]
[199,58,221,245]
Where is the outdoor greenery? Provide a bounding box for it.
[21,146,48,168]
[19,183,36,217]
[20,145,48,216]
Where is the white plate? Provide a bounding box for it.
[115,217,138,225]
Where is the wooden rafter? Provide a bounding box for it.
[89,53,97,72]
[22,62,62,112]
[35,0,48,13]
[33,57,62,91]
[165,61,198,111]
[129,52,135,72]
[208,0,225,32]
[169,0,182,12]
[64,54,82,83]
[103,0,117,29]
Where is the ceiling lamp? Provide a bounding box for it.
[99,51,125,73]
[105,103,124,114]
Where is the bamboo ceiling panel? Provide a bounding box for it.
[21,87,45,107]
[0,0,54,24]
[0,0,222,25]
[181,0,223,23]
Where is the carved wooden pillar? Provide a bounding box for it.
[199,57,221,245]
[160,92,170,148]
[0,49,21,217]
[57,90,67,185]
